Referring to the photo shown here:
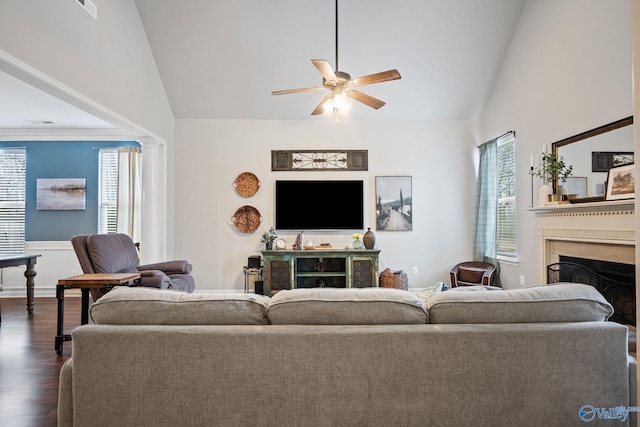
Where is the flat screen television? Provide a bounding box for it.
[275,180,364,230]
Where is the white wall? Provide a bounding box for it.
[481,0,632,289]
[0,0,175,262]
[174,119,477,291]
[0,0,173,142]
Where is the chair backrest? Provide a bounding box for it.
[71,234,96,274]
[71,233,139,274]
[450,261,497,287]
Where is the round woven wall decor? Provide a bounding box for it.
[233,172,261,197]
[231,205,262,233]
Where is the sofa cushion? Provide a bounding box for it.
[426,283,613,324]
[90,286,270,325]
[267,287,428,325]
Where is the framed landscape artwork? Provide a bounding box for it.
[375,176,412,231]
[605,164,635,201]
[36,178,86,210]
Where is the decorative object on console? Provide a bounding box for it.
[260,227,278,250]
[233,172,260,197]
[375,176,412,231]
[352,233,363,249]
[275,238,286,250]
[232,205,262,233]
[363,228,375,249]
[606,163,635,201]
[271,150,368,171]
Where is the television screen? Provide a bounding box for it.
[275,180,364,230]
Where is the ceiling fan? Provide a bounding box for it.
[271,0,401,116]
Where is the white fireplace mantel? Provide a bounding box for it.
[528,200,635,283]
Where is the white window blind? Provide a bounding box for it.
[496,133,517,259]
[98,149,118,234]
[0,148,26,255]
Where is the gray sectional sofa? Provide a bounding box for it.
[58,284,637,427]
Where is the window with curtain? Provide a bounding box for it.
[0,148,26,255]
[98,149,118,234]
[98,146,142,241]
[496,132,517,259]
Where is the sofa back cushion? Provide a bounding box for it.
[267,287,428,325]
[426,283,613,324]
[90,286,270,325]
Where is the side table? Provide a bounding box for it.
[55,273,140,355]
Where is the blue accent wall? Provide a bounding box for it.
[0,141,140,241]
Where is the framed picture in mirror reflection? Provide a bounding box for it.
[592,151,634,172]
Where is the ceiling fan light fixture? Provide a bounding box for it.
[271,0,401,117]
[323,91,349,113]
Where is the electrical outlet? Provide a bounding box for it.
[72,269,78,277]
[412,266,418,275]
[519,275,525,286]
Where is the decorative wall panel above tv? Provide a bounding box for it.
[271,150,368,171]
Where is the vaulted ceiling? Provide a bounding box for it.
[0,0,526,129]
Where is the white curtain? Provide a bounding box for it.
[116,147,142,243]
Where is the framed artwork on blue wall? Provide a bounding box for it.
[36,178,86,210]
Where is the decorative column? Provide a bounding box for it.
[138,137,167,264]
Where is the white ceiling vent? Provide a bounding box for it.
[75,0,97,20]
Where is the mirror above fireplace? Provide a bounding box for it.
[552,116,633,199]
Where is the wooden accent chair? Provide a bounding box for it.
[450,261,497,287]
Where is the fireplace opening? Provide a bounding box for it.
[547,256,635,326]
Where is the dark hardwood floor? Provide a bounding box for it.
[0,297,82,427]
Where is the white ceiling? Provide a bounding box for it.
[0,0,526,129]
[0,69,116,130]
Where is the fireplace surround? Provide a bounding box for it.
[532,200,635,324]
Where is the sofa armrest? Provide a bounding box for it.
[57,358,73,427]
[138,260,192,275]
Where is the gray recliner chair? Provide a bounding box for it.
[71,233,195,301]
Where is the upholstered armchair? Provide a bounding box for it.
[71,233,195,300]
[450,261,497,287]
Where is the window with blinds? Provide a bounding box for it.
[98,149,118,234]
[496,133,516,259]
[0,149,26,255]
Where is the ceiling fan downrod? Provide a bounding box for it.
[335,0,339,72]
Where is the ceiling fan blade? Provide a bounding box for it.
[311,59,338,82]
[347,90,386,110]
[351,69,401,87]
[311,94,332,115]
[272,87,326,96]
